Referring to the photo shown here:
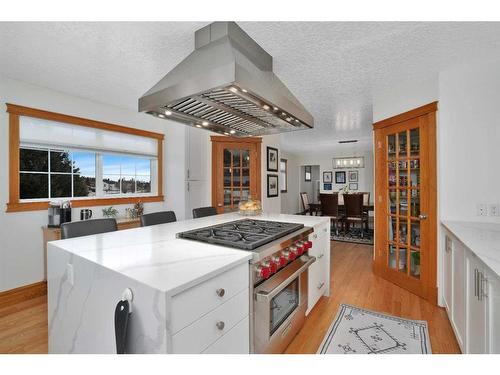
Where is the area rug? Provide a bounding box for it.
[331,228,374,245]
[318,304,431,354]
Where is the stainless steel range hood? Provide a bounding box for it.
[139,22,314,137]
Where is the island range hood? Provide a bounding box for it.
[139,22,314,137]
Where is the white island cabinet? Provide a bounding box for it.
[48,234,252,354]
[442,221,500,353]
[47,213,330,354]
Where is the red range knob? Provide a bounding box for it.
[296,242,305,255]
[259,266,271,279]
[288,251,296,261]
[279,256,287,267]
[269,262,277,274]
[304,240,313,250]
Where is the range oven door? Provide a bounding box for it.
[253,255,316,354]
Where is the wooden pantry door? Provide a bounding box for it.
[211,136,261,214]
[373,102,438,303]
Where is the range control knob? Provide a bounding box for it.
[284,249,296,261]
[269,261,277,274]
[304,240,313,250]
[257,265,271,279]
[277,255,287,267]
[289,246,299,257]
[295,242,305,255]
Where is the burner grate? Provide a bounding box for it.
[177,219,305,250]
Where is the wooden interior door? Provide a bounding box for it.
[211,136,261,213]
[373,102,437,303]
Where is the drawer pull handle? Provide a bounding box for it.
[318,254,324,259]
[317,282,325,290]
[216,321,225,330]
[216,288,225,297]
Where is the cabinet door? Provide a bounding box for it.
[186,180,209,219]
[452,241,466,349]
[443,235,453,312]
[487,271,500,353]
[186,127,208,181]
[466,254,487,353]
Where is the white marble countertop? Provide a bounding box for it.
[48,213,329,296]
[442,220,500,277]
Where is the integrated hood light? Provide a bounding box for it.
[229,87,238,93]
[202,121,209,126]
[158,114,165,118]
[230,130,236,134]
[262,104,270,110]
[165,110,172,116]
[195,124,202,128]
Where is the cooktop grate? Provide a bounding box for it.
[176,219,305,250]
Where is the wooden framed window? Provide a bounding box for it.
[6,103,164,212]
[280,159,288,193]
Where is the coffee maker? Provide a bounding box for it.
[48,201,72,228]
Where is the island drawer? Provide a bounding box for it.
[170,262,249,334]
[171,288,249,353]
[203,316,249,354]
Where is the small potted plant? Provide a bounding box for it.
[102,206,118,218]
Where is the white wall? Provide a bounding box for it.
[372,77,438,122]
[439,60,500,222]
[0,75,188,292]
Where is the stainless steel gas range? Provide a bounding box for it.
[177,218,316,354]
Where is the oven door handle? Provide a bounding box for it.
[255,255,316,302]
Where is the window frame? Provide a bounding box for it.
[280,158,288,193]
[7,103,164,212]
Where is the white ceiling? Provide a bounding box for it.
[2,22,500,155]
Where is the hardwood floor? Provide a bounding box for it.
[285,241,460,354]
[0,241,459,354]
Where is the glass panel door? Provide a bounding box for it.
[385,126,421,280]
[221,147,251,212]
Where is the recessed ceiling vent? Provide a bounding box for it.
[139,22,314,137]
[338,139,358,144]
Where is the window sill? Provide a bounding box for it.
[6,195,164,213]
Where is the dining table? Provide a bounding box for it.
[307,203,375,216]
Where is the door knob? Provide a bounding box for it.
[218,203,223,207]
[419,214,428,220]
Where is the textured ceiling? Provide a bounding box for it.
[2,22,500,154]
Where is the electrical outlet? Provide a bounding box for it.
[477,204,488,217]
[66,263,74,286]
[489,204,500,217]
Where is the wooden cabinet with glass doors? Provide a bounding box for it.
[373,102,437,303]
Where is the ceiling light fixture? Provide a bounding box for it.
[333,157,365,169]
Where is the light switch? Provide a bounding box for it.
[489,204,500,217]
[476,204,487,217]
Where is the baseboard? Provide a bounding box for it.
[0,281,47,307]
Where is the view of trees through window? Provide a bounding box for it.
[19,147,152,200]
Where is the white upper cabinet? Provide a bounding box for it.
[186,126,208,181]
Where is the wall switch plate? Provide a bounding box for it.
[489,204,500,217]
[66,263,74,286]
[477,203,488,217]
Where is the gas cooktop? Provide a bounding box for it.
[177,219,304,250]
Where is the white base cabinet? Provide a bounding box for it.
[307,221,330,314]
[442,226,500,353]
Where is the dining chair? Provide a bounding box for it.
[300,192,311,215]
[320,193,341,235]
[140,211,177,227]
[61,218,118,239]
[343,193,368,238]
[361,192,371,231]
[192,206,217,219]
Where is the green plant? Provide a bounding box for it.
[102,206,119,218]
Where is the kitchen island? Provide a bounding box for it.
[47,213,330,354]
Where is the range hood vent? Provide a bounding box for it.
[139,22,314,137]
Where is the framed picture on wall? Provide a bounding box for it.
[266,147,279,172]
[323,171,333,183]
[335,171,346,184]
[349,183,358,191]
[323,183,332,191]
[267,174,279,197]
[348,170,358,182]
[304,166,312,181]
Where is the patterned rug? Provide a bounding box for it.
[331,227,374,245]
[318,304,431,354]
